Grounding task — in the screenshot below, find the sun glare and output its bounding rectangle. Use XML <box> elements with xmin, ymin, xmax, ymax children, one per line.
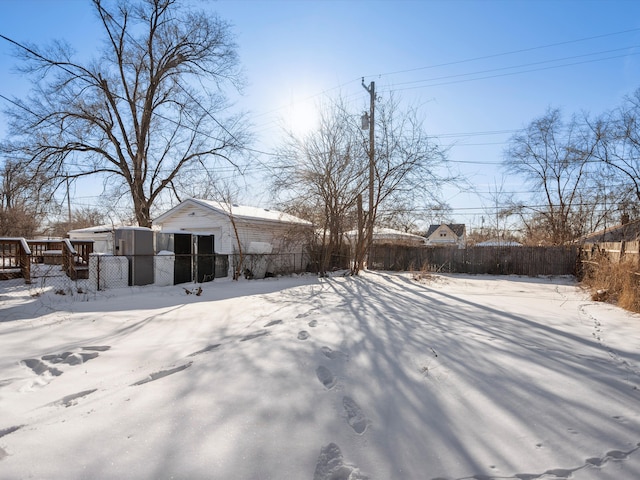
<box><xmin>286</xmin><ymin>101</ymin><xmax>318</xmax><ymax>136</ymax></box>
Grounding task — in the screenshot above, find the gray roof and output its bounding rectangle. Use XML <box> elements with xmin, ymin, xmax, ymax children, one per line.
<box><xmin>425</xmin><ymin>224</ymin><xmax>466</xmax><ymax>238</ymax></box>
<box><xmin>580</xmin><ymin>219</ymin><xmax>640</xmax><ymax>243</ymax></box>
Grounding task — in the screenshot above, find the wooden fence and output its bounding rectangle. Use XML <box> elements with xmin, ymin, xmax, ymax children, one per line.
<box><xmin>369</xmin><ymin>245</ymin><xmax>580</xmax><ymax>276</ymax></box>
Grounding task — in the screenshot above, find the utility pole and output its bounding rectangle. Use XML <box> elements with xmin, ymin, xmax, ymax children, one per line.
<box><xmin>362</xmin><ymin>78</ymin><xmax>375</xmax><ymax>270</ymax></box>
<box><xmin>66</xmin><ymin>174</ymin><xmax>72</xmax><ymax>227</ymax></box>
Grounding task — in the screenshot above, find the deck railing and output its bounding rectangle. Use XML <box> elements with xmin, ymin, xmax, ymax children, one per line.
<box><xmin>0</xmin><ymin>237</ymin><xmax>32</xmax><ymax>283</ymax></box>
<box><xmin>1</xmin><ymin>238</ymin><xmax>94</xmax><ymax>283</ymax></box>
<box><xmin>28</xmin><ymin>239</ymin><xmax>63</xmax><ymax>264</ymax></box>
<box><xmin>61</xmin><ymin>239</ymin><xmax>93</xmax><ymax>280</ymax></box>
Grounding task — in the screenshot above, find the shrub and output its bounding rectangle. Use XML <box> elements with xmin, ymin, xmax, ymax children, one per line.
<box><xmin>582</xmin><ymin>253</ymin><xmax>640</xmax><ymax>313</ymax></box>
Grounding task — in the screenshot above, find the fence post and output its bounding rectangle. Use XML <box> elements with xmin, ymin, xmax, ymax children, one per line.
<box><xmin>19</xmin><ymin>238</ymin><xmax>32</xmax><ymax>284</ymax></box>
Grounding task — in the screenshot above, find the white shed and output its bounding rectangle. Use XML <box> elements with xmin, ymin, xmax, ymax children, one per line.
<box><xmin>67</xmin><ymin>225</ymin><xmax>116</xmax><ymax>254</ymax></box>
<box><xmin>153</xmin><ymin>199</ymin><xmax>313</xmax><ymax>276</ymax></box>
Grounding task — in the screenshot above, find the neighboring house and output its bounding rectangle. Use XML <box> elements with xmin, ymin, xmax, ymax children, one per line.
<box><xmin>580</xmin><ymin>218</ymin><xmax>640</xmax><ymax>244</ymax></box>
<box><xmin>475</xmin><ymin>238</ymin><xmax>522</xmax><ymax>247</ymax></box>
<box><xmin>345</xmin><ymin>227</ymin><xmax>427</xmax><ymax>247</ymax></box>
<box><xmin>424</xmin><ymin>224</ymin><xmax>466</xmax><ymax>248</ymax></box>
<box><xmin>153</xmin><ymin>198</ymin><xmax>313</xmax><ymax>276</ymax></box>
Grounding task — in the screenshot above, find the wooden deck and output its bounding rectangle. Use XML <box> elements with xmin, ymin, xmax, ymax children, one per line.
<box><xmin>0</xmin><ymin>238</ymin><xmax>93</xmax><ymax>283</ymax></box>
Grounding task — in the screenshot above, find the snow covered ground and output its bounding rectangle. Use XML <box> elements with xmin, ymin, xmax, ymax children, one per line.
<box><xmin>0</xmin><ymin>271</ymin><xmax>639</xmax><ymax>480</ymax></box>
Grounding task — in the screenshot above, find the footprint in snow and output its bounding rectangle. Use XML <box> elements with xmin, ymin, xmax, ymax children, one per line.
<box><xmin>296</xmin><ymin>308</ymin><xmax>319</xmax><ymax>319</ymax></box>
<box><xmin>241</xmin><ymin>330</ymin><xmax>269</xmax><ymax>342</ymax></box>
<box><xmin>0</xmin><ymin>426</ymin><xmax>22</xmax><ymax>439</ymax></box>
<box><xmin>82</xmin><ymin>346</ymin><xmax>111</xmax><ymax>352</ymax></box>
<box><xmin>66</xmin><ymin>352</ymin><xmax>99</xmax><ymax>365</ymax></box>
<box><xmin>343</xmin><ymin>396</ymin><xmax>368</xmax><ymax>434</ymax></box>
<box><xmin>264</xmin><ymin>319</ymin><xmax>283</xmax><ymax>327</ymax></box>
<box><xmin>52</xmin><ymin>389</ymin><xmax>97</xmax><ymax>408</ymax></box>
<box><xmin>321</xmin><ymin>346</ymin><xmax>349</xmax><ymax>361</ymax></box>
<box><xmin>132</xmin><ymin>362</ymin><xmax>192</xmax><ymax>386</ymax></box>
<box><xmin>316</xmin><ymin>366</ymin><xmax>337</xmax><ymax>389</ymax></box>
<box><xmin>308</xmin><ymin>319</ymin><xmax>318</xmax><ymax>327</ymax></box>
<box><xmin>313</xmin><ymin>442</ymin><xmax>368</xmax><ymax>480</ymax></box>
<box><xmin>21</xmin><ymin>346</ymin><xmax>108</xmax><ymax>381</ymax></box>
<box><xmin>21</xmin><ymin>359</ymin><xmax>62</xmax><ymax>377</ymax></box>
<box><xmin>298</xmin><ymin>331</ymin><xmax>310</xmax><ymax>340</ymax></box>
<box><xmin>511</xmin><ymin>443</ymin><xmax>640</xmax><ymax>480</ymax></box>
<box><xmin>188</xmin><ymin>344</ymin><xmax>221</xmax><ymax>357</ymax></box>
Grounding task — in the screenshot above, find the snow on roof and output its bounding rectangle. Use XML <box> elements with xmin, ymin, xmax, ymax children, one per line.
<box><xmin>158</xmin><ymin>198</ymin><xmax>312</xmax><ymax>225</ymax></box>
<box><xmin>68</xmin><ymin>224</ymin><xmax>116</xmax><ymax>234</ymax></box>
<box><xmin>114</xmin><ymin>226</ymin><xmax>153</xmax><ymax>231</ymax></box>
<box><xmin>476</xmin><ymin>239</ymin><xmax>522</xmax><ymax>247</ymax></box>
<box><xmin>371</xmin><ymin>227</ymin><xmax>426</xmax><ymax>242</ymax></box>
<box><xmin>344</xmin><ymin>227</ymin><xmax>426</xmax><ymax>243</ymax></box>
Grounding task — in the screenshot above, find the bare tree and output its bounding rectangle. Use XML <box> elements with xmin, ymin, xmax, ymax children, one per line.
<box><xmin>0</xmin><ymin>158</ymin><xmax>53</xmax><ymax>237</ymax></box>
<box><xmin>273</xmin><ymin>99</ymin><xmax>366</xmax><ymax>275</ymax></box>
<box><xmin>504</xmin><ymin>108</ymin><xmax>595</xmax><ymax>245</ymax></box>
<box><xmin>589</xmin><ymin>88</ymin><xmax>640</xmax><ymax>207</ymax></box>
<box><xmin>48</xmin><ymin>206</ymin><xmax>106</xmax><ymax>238</ymax></box>
<box><xmin>1</xmin><ymin>0</ymin><xmax>247</xmax><ymax>227</ymax></box>
<box><xmin>273</xmin><ymin>93</ymin><xmax>451</xmax><ymax>274</ymax></box>
<box><xmin>352</xmin><ymin>93</ymin><xmax>451</xmax><ymax>272</ymax></box>
<box><xmin>211</xmin><ymin>182</ymin><xmax>246</xmax><ymax>281</ymax></box>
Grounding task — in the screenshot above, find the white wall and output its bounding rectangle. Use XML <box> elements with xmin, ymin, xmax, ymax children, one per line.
<box><xmin>155</xmin><ymin>204</ymin><xmax>310</xmax><ymax>256</ymax></box>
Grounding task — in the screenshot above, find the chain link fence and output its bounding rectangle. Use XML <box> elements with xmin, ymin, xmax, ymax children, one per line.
<box><xmin>11</xmin><ymin>253</ymin><xmax>225</xmax><ymax>295</ymax></box>
<box><xmin>15</xmin><ymin>251</ymin><xmax>311</xmax><ymax>294</ymax></box>
<box><xmin>230</xmin><ymin>252</ymin><xmax>311</xmax><ymax>279</ymax></box>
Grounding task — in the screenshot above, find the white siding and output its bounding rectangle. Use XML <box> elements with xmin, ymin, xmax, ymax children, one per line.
<box><xmin>425</xmin><ymin>225</ymin><xmax>466</xmax><ymax>248</ymax></box>
<box><xmin>155</xmin><ymin>205</ymin><xmax>232</xmax><ymax>253</ymax></box>
<box><xmin>155</xmin><ymin>204</ymin><xmax>310</xmax><ymax>256</ymax></box>
<box><xmin>233</xmin><ymin>221</ymin><xmax>307</xmax><ymax>255</ymax></box>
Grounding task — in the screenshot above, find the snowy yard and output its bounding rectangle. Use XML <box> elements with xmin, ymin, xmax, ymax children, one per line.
<box><xmin>1</xmin><ymin>272</ymin><xmax>639</xmax><ymax>479</ymax></box>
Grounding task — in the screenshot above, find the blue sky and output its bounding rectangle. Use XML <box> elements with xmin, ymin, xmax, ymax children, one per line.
<box><xmin>2</xmin><ymin>0</ymin><xmax>640</xmax><ymax>229</ymax></box>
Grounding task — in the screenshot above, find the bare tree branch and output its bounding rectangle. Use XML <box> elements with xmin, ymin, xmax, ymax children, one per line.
<box><xmin>1</xmin><ymin>0</ymin><xmax>247</xmax><ymax>227</ymax></box>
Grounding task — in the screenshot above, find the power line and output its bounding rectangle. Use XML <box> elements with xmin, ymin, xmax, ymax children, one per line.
<box><xmin>224</xmin><ymin>29</ymin><xmax>640</xmax><ymax>136</ymax></box>
<box><xmin>380</xmin><ymin>51</ymin><xmax>640</xmax><ymax>93</ymax></box>
<box><xmin>365</xmin><ymin>27</ymin><xmax>640</xmax><ymax>79</ymax></box>
<box><xmin>1</xmin><ymin>32</ymin><xmax>635</xmax><ymax>154</ymax></box>
<box><xmin>3</xmin><ymin>25</ymin><xmax>639</xmax><ymax>190</ymax></box>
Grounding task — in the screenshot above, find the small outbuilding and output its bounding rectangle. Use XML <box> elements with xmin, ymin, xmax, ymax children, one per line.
<box><xmin>153</xmin><ymin>198</ymin><xmax>313</xmax><ymax>277</ymax></box>
<box><xmin>67</xmin><ymin>224</ymin><xmax>117</xmax><ymax>254</ymax></box>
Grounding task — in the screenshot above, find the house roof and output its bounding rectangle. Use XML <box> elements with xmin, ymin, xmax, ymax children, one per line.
<box><xmin>68</xmin><ymin>224</ymin><xmax>152</xmax><ymax>235</ymax></box>
<box><xmin>68</xmin><ymin>224</ymin><xmax>118</xmax><ymax>234</ymax></box>
<box><xmin>425</xmin><ymin>223</ymin><xmax>466</xmax><ymax>238</ymax></box>
<box><xmin>372</xmin><ymin>227</ymin><xmax>426</xmax><ymax>243</ymax></box>
<box><xmin>580</xmin><ymin>218</ymin><xmax>640</xmax><ymax>243</ymax></box>
<box><xmin>344</xmin><ymin>227</ymin><xmax>426</xmax><ymax>244</ymax></box>
<box><xmin>476</xmin><ymin>239</ymin><xmax>522</xmax><ymax>247</ymax></box>
<box><xmin>153</xmin><ymin>198</ymin><xmax>312</xmax><ymax>226</ymax></box>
